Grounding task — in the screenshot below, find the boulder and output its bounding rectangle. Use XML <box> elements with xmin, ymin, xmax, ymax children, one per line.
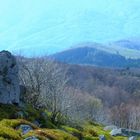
<box><xmin>0</xmin><ymin>51</ymin><xmax>20</xmax><ymax>104</ymax></box>
<box><xmin>18</xmin><ymin>124</ymin><xmax>33</xmax><ymax>134</ymax></box>
<box><xmin>104</xmin><ymin>125</ymin><xmax>118</xmax><ymax>131</ymax></box>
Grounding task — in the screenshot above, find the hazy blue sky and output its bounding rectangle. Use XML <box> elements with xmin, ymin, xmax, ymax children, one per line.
<box><xmin>0</xmin><ymin>0</ymin><xmax>140</xmax><ymax>54</ymax></box>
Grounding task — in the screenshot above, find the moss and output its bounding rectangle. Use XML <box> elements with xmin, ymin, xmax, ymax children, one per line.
<box><xmin>82</xmin><ymin>122</ymin><xmax>127</xmax><ymax>140</ymax></box>
<box><xmin>45</xmin><ymin>120</ymin><xmax>57</xmax><ymax>129</ymax></box>
<box><xmin>0</xmin><ymin>119</ymin><xmax>38</xmax><ymax>129</ymax></box>
<box><xmin>83</xmin><ymin>136</ymin><xmax>99</xmax><ymax>140</ymax></box>
<box><xmin>0</xmin><ymin>103</ymin><xmax>41</xmax><ymax>122</ymax></box>
<box><xmin>24</xmin><ymin>129</ymin><xmax>78</xmax><ymax>140</ymax></box>
<box><xmin>61</xmin><ymin>122</ymin><xmax>128</xmax><ymax>140</ymax></box>
<box><xmin>23</xmin><ymin>104</ymin><xmax>40</xmax><ymax>122</ymax></box>
<box><xmin>0</xmin><ymin>137</ymin><xmax>5</xmax><ymax>140</ymax></box>
<box><xmin>0</xmin><ymin>104</ymin><xmax>131</xmax><ymax>140</ymax></box>
<box><xmin>0</xmin><ymin>103</ymin><xmax>55</xmax><ymax>128</ymax></box>
<box><xmin>23</xmin><ymin>130</ymin><xmax>46</xmax><ymax>140</ymax></box>
<box><xmin>38</xmin><ymin>111</ymin><xmax>57</xmax><ymax>129</ymax></box>
<box><xmin>86</xmin><ymin>129</ymin><xmax>98</xmax><ymax>137</ymax></box>
<box><xmin>0</xmin><ymin>118</ymin><xmax>129</xmax><ymax>140</ymax></box>
<box><xmin>61</xmin><ymin>125</ymin><xmax>83</xmax><ymax>139</ymax></box>
<box><xmin>113</xmin><ymin>136</ymin><xmax>127</xmax><ymax>140</ymax></box>
<box><xmin>0</xmin><ymin>125</ymin><xmax>21</xmax><ymax>140</ymax></box>
<box><xmin>0</xmin><ymin>119</ymin><xmax>39</xmax><ymax>140</ymax></box>
<box><xmin>22</xmin><ymin>106</ymin><xmax>57</xmax><ymax>129</ymax></box>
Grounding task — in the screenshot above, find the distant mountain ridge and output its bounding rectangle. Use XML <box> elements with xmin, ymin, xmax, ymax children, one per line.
<box><xmin>51</xmin><ymin>45</ymin><xmax>140</xmax><ymax>68</ymax></box>
<box><xmin>112</xmin><ymin>39</ymin><xmax>140</xmax><ymax>50</ymax></box>
<box><xmin>106</xmin><ymin>39</ymin><xmax>140</xmax><ymax>59</ymax></box>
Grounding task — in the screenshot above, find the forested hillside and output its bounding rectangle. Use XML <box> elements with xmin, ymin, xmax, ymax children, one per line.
<box><xmin>18</xmin><ymin>56</ymin><xmax>140</xmax><ymax>130</ymax></box>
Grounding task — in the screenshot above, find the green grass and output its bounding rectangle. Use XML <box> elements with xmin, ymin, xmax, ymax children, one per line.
<box><xmin>0</xmin><ymin>119</ymin><xmax>39</xmax><ymax>140</ymax></box>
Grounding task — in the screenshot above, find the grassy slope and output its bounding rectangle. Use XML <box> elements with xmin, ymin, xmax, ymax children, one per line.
<box><xmin>0</xmin><ymin>104</ymin><xmax>137</xmax><ymax>140</ymax></box>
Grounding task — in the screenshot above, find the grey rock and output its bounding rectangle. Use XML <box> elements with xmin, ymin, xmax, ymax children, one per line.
<box><xmin>110</xmin><ymin>128</ymin><xmax>140</xmax><ymax>137</ymax></box>
<box><xmin>18</xmin><ymin>124</ymin><xmax>33</xmax><ymax>134</ymax></box>
<box><xmin>99</xmin><ymin>135</ymin><xmax>106</xmax><ymax>140</ymax></box>
<box><xmin>24</xmin><ymin>136</ymin><xmax>39</xmax><ymax>140</ymax></box>
<box><xmin>104</xmin><ymin>125</ymin><xmax>118</xmax><ymax>131</ymax></box>
<box><xmin>0</xmin><ymin>51</ymin><xmax>20</xmax><ymax>104</ymax></box>
<box><xmin>128</xmin><ymin>136</ymin><xmax>137</xmax><ymax>140</ymax></box>
<box><xmin>110</xmin><ymin>128</ymin><xmax>124</xmax><ymax>136</ymax></box>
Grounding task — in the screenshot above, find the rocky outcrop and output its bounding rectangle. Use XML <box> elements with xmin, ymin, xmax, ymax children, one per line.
<box><xmin>0</xmin><ymin>50</ymin><xmax>20</xmax><ymax>104</ymax></box>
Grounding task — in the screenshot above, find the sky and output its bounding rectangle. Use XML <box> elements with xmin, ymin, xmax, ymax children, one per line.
<box><xmin>0</xmin><ymin>0</ymin><xmax>140</xmax><ymax>55</ymax></box>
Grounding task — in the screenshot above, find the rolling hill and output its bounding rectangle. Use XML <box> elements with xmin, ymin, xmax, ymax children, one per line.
<box><xmin>51</xmin><ymin>45</ymin><xmax>140</xmax><ymax>68</ymax></box>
